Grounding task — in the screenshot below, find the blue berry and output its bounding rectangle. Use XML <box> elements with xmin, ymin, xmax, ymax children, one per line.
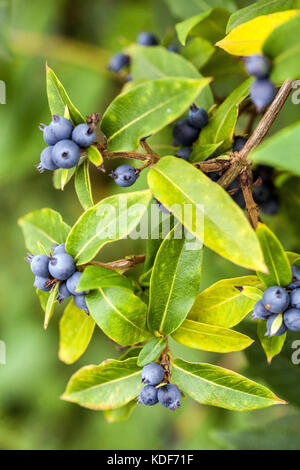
<box><xmin>287</xmin><ymin>280</ymin><xmax>300</xmax><ymax>290</ymax></box>
<box><xmin>187</xmin><ymin>104</ymin><xmax>208</xmax><ymax>130</ymax></box>
<box><xmin>172</xmin><ymin>119</ymin><xmax>199</xmax><ymax>146</ymax></box>
<box><xmin>52</xmin><ymin>140</ymin><xmax>80</xmax><ymax>169</ymax></box>
<box><xmin>34</xmin><ymin>276</ymin><xmax>51</xmax><ymax>292</ymax></box>
<box><xmin>111</xmin><ymin>164</ymin><xmax>138</xmax><ymax>187</ymax></box>
<box><xmin>66</xmin><ymin>271</ymin><xmax>89</xmax><ymax>295</ymax></box>
<box><xmin>53</xmin><ymin>243</ymin><xmax>66</xmax><ymax>255</ymax></box>
<box><xmin>37</xmin><ymin>146</ymin><xmax>58</xmax><ymax>172</ymax></box>
<box><xmin>283</xmin><ymin>308</ymin><xmax>300</xmax><ymax>331</ymax></box>
<box><xmin>137</xmin><ymin>32</ymin><xmax>159</xmax><ymax>46</ymax></box>
<box><xmin>26</xmin><ymin>253</ymin><xmax>50</xmax><ymax>278</ymax></box>
<box><xmin>48</xmin><ymin>253</ymin><xmax>76</xmax><ymax>281</ymax></box>
<box><xmin>175</xmin><ymin>147</ymin><xmax>192</xmax><ymax>161</ymax></box>
<box><xmin>290</xmin><ymin>289</ymin><xmax>300</xmax><ymax>309</ymax></box>
<box><xmin>252</xmin><ymin>299</ymin><xmax>271</xmax><ymax>320</ymax></box>
<box><xmin>250</xmin><ymin>79</ymin><xmax>276</xmax><ymax>112</ymax></box>
<box><xmin>137</xmin><ymin>385</ymin><xmax>158</xmax><ymax>406</ymax></box>
<box><xmin>266</xmin><ymin>314</ymin><xmax>287</xmax><ymax>336</ymax></box>
<box><xmin>157</xmin><ymin>384</ymin><xmax>181</xmax><ymax>410</ymax></box>
<box><xmin>244</xmin><ymin>54</ymin><xmax>271</xmax><ymax>79</ymax></box>
<box><xmin>233</xmin><ymin>137</ymin><xmax>247</xmax><ymax>152</ymax></box>
<box><xmin>57</xmin><ymin>281</ymin><xmax>71</xmax><ymax>303</ymax></box>
<box><xmin>108</xmin><ymin>53</ymin><xmax>130</xmax><ymax>72</ymax></box>
<box><xmin>141</xmin><ymin>362</ymin><xmax>164</xmax><ymax>386</ymax></box>
<box><xmin>73</xmin><ymin>294</ymin><xmax>89</xmax><ymax>314</ymax></box>
<box><xmin>40</xmin><ymin>115</ymin><xmax>73</xmax><ymax>145</ymax></box>
<box><xmin>72</xmin><ymin>124</ymin><xmax>95</xmax><ymax>148</ymax></box>
<box><xmin>292</xmin><ymin>265</ymin><xmax>300</xmax><ymax>281</ymax></box>
<box><xmin>167</xmin><ymin>44</ymin><xmax>178</xmax><ymax>53</ymax></box>
<box><xmin>262</xmin><ymin>286</ymin><xmax>290</xmax><ymax>313</ymax></box>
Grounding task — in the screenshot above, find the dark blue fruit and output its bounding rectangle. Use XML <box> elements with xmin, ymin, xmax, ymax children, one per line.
<box><xmin>266</xmin><ymin>314</ymin><xmax>287</xmax><ymax>336</ymax></box>
<box><xmin>137</xmin><ymin>32</ymin><xmax>159</xmax><ymax>46</ymax></box>
<box><xmin>287</xmin><ymin>280</ymin><xmax>300</xmax><ymax>290</ymax></box>
<box><xmin>110</xmin><ymin>164</ymin><xmax>138</xmax><ymax>187</ymax></box>
<box><xmin>40</xmin><ymin>115</ymin><xmax>73</xmax><ymax>145</ymax></box>
<box><xmin>34</xmin><ymin>276</ymin><xmax>51</xmax><ymax>292</ymax></box>
<box><xmin>292</xmin><ymin>265</ymin><xmax>300</xmax><ymax>281</ymax></box>
<box><xmin>108</xmin><ymin>53</ymin><xmax>130</xmax><ymax>72</ymax></box>
<box><xmin>141</xmin><ymin>362</ymin><xmax>164</xmax><ymax>386</ymax></box>
<box><xmin>26</xmin><ymin>253</ymin><xmax>50</xmax><ymax>278</ymax></box>
<box><xmin>233</xmin><ymin>136</ymin><xmax>247</xmax><ymax>152</ymax></box>
<box><xmin>137</xmin><ymin>385</ymin><xmax>158</xmax><ymax>406</ymax></box>
<box><xmin>48</xmin><ymin>253</ymin><xmax>76</xmax><ymax>280</ymax></box>
<box><xmin>37</xmin><ymin>146</ymin><xmax>58</xmax><ymax>172</ymax></box>
<box><xmin>172</xmin><ymin>118</ymin><xmax>199</xmax><ymax>146</ymax></box>
<box><xmin>262</xmin><ymin>286</ymin><xmax>290</xmax><ymax>313</ymax></box>
<box><xmin>73</xmin><ymin>294</ymin><xmax>89</xmax><ymax>314</ymax></box>
<box><xmin>250</xmin><ymin>79</ymin><xmax>276</xmax><ymax>112</ymax></box>
<box><xmin>57</xmin><ymin>281</ymin><xmax>72</xmax><ymax>303</ymax></box>
<box><xmin>187</xmin><ymin>104</ymin><xmax>208</xmax><ymax>130</ymax></box>
<box><xmin>52</xmin><ymin>139</ymin><xmax>80</xmax><ymax>169</ymax></box>
<box><xmin>290</xmin><ymin>289</ymin><xmax>300</xmax><ymax>309</ymax></box>
<box><xmin>252</xmin><ymin>299</ymin><xmax>271</xmax><ymax>320</ymax></box>
<box><xmin>53</xmin><ymin>243</ymin><xmax>66</xmax><ymax>255</ymax></box>
<box><xmin>66</xmin><ymin>271</ymin><xmax>89</xmax><ymax>295</ymax></box>
<box><xmin>72</xmin><ymin>124</ymin><xmax>95</xmax><ymax>148</ymax></box>
<box><xmin>175</xmin><ymin>147</ymin><xmax>192</xmax><ymax>161</ymax></box>
<box><xmin>283</xmin><ymin>308</ymin><xmax>300</xmax><ymax>331</ymax></box>
<box><xmin>244</xmin><ymin>54</ymin><xmax>271</xmax><ymax>79</ymax></box>
<box><xmin>157</xmin><ymin>384</ymin><xmax>181</xmax><ymax>410</ymax></box>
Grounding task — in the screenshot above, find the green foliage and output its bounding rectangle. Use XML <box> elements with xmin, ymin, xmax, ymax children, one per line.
<box><xmin>137</xmin><ymin>338</ymin><xmax>167</xmax><ymax>367</ymax></box>
<box><xmin>74</xmin><ymin>159</ymin><xmax>93</xmax><ymax>210</ymax></box>
<box><xmin>257</xmin><ymin>319</ymin><xmax>287</xmax><ymax>362</ymax></box>
<box><xmin>176</xmin><ymin>8</ymin><xmax>230</xmax><ymax>45</ymax></box>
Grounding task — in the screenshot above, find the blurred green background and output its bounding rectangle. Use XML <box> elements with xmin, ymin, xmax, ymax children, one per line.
<box><xmin>1</xmin><ymin>0</ymin><xmax>300</xmax><ymax>450</ymax></box>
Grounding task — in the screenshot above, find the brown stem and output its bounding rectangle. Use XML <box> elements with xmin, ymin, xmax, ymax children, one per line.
<box><xmin>86</xmin><ymin>254</ymin><xmax>146</xmax><ymax>272</ymax></box>
<box><xmin>240</xmin><ymin>169</ymin><xmax>260</xmax><ymax>229</ymax></box>
<box><xmin>193</xmin><ymin>159</ymin><xmax>231</xmax><ymax>173</ymax></box>
<box><xmin>160</xmin><ymin>338</ymin><xmax>171</xmax><ymax>383</ymax></box>
<box><xmin>86</xmin><ymin>113</ymin><xmax>100</xmax><ymax>134</ymax></box>
<box><xmin>102</xmin><ymin>150</ymin><xmax>152</xmax><ymax>161</ymax></box>
<box><xmin>217</xmin><ymin>79</ymin><xmax>293</xmax><ymax>189</ymax></box>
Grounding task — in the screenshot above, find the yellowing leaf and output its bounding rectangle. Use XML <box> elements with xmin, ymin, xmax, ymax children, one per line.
<box><xmin>216</xmin><ymin>10</ymin><xmax>298</xmax><ymax>56</ymax></box>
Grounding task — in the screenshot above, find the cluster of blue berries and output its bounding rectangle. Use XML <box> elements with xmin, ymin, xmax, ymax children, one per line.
<box><xmin>253</xmin><ymin>266</ymin><xmax>300</xmax><ymax>335</ymax></box>
<box><xmin>108</xmin><ymin>31</ymin><xmax>178</xmax><ymax>77</ymax></box>
<box><xmin>38</xmin><ymin>115</ymin><xmax>95</xmax><ymax>172</ymax></box>
<box><xmin>172</xmin><ymin>104</ymin><xmax>209</xmax><ymax>159</ymax></box>
<box><xmin>138</xmin><ymin>363</ymin><xmax>181</xmax><ymax>410</ymax></box>
<box><xmin>26</xmin><ymin>243</ymin><xmax>89</xmax><ymax>314</ymax></box>
<box><xmin>244</xmin><ymin>54</ymin><xmax>276</xmax><ymax>112</ymax></box>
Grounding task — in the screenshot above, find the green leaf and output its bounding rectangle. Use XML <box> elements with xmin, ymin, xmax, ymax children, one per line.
<box><xmin>119</xmin><ymin>346</ymin><xmax>143</xmax><ymax>361</ymax></box>
<box><xmin>196</xmin><ymin>78</ymin><xmax>252</xmax><ymax>156</ymax></box>
<box><xmin>58</xmin><ymin>299</ymin><xmax>95</xmax><ymax>365</ymax></box>
<box><xmin>87</xmin><ymin>145</ymin><xmax>103</xmax><ymax>167</ymax></box>
<box><xmin>216</xmin><ymin>10</ymin><xmax>298</xmax><ymax>56</ymax></box>
<box><xmin>188</xmin><ymin>276</ymin><xmax>263</xmax><ymax>328</ymax></box>
<box><xmin>101</xmin><ymin>77</ymin><xmax>210</xmax><ymax>152</ymax></box>
<box><xmin>148</xmin><ymin>157</ymin><xmax>265</xmax><ymax>272</ymax></box>
<box><xmin>286</xmin><ymin>251</ymin><xmax>300</xmax><ymax>266</ymax></box>
<box><xmin>250</xmin><ymin>122</ymin><xmax>300</xmax><ymax>175</ymax></box>
<box><xmin>66</xmin><ymin>190</ymin><xmax>151</xmax><ymax>265</ymax></box>
<box><xmin>36</xmin><ymin>289</ymin><xmax>49</xmax><ymax>312</ymax></box>
<box><xmin>257</xmin><ymin>319</ymin><xmax>287</xmax><ymax>363</ymax></box>
<box><xmin>256</xmin><ymin>223</ymin><xmax>292</xmax><ymax>287</ymax></box>
<box><xmin>227</xmin><ymin>0</ymin><xmax>300</xmax><ymax>33</ymax></box>
<box><xmin>18</xmin><ymin>208</ymin><xmax>70</xmax><ymax>255</ymax></box>
<box><xmin>172</xmin><ymin>358</ymin><xmax>286</xmax><ymax>410</ymax></box>
<box><xmin>264</xmin><ymin>14</ymin><xmax>300</xmax><ymax>81</ymax></box>
<box><xmin>44</xmin><ymin>284</ymin><xmax>58</xmax><ymax>329</ymax></box>
<box><xmin>74</xmin><ymin>159</ymin><xmax>93</xmax><ymax>210</ymax></box>
<box><xmin>61</xmin><ymin>357</ymin><xmax>142</xmax><ymax>410</ymax></box>
<box><xmin>86</xmin><ymin>287</ymin><xmax>150</xmax><ymax>346</ymax></box>
<box><xmin>104</xmin><ymin>401</ymin><xmax>136</xmax><ymax>423</ymax></box>
<box><xmin>148</xmin><ymin>225</ymin><xmax>203</xmax><ymax>335</ymax></box>
<box><xmin>77</xmin><ymin>265</ymin><xmax>132</xmax><ymax>291</ymax></box>
<box><xmin>137</xmin><ymin>338</ymin><xmax>166</xmax><ymax>367</ymax></box>
<box><xmin>175</xmin><ymin>8</ymin><xmax>230</xmax><ymax>45</ymax></box>
<box><xmin>129</xmin><ymin>45</ymin><xmax>213</xmax><ymax>109</ymax></box>
<box><xmin>189</xmin><ymin>142</ymin><xmax>223</xmax><ymax>163</ymax></box>
<box><xmin>181</xmin><ymin>37</ymin><xmax>215</xmax><ymax>70</ymax></box>
<box><xmin>46</xmin><ymin>64</ymin><xmax>84</xmax><ymax>125</ymax></box>
<box><xmin>53</xmin><ymin>167</ymin><xmax>77</xmax><ymax>191</ymax></box>
<box><xmin>164</xmin><ymin>0</ymin><xmax>236</xmax><ymax>20</ymax></box>
<box><xmin>172</xmin><ymin>319</ymin><xmax>253</xmax><ymax>353</ymax></box>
